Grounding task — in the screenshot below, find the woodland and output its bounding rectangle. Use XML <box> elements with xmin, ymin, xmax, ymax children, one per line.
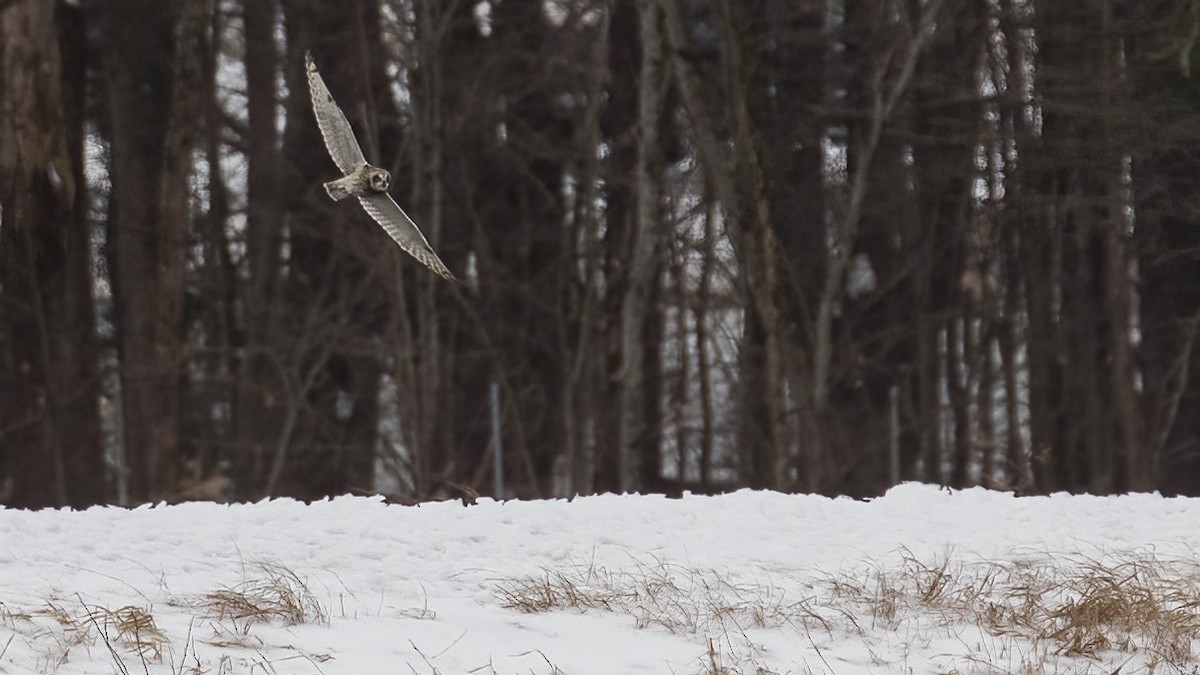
<box><xmin>2</xmin><ymin>0</ymin><xmax>1200</xmax><ymax>508</ymax></box>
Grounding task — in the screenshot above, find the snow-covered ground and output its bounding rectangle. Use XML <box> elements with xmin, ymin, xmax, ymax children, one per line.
<box><xmin>2</xmin><ymin>484</ymin><xmax>1199</xmax><ymax>674</ymax></box>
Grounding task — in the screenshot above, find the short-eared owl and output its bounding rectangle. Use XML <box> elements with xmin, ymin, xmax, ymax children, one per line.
<box><xmin>306</xmin><ymin>52</ymin><xmax>456</xmax><ymax>282</ymax></box>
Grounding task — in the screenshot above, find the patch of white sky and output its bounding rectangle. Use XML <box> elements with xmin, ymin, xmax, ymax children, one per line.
<box><xmin>975</xmin><ymin>93</ymin><xmax>1003</xmax><ymax>204</ymax></box>
<box><xmin>473</xmin><ymin>1</ymin><xmax>603</xmax><ymax>36</ymax></box>
<box><xmin>559</xmin><ymin>142</ymin><xmax>743</xmax><ymax>485</ymax></box>
<box><xmin>379</xmin><ymin>0</ymin><xmax>413</xmax><ymax>111</ymax></box>
<box><xmin>660</xmin><ymin>161</ymin><xmax>742</xmax><ymax>485</ymax></box>
<box><xmin>210</xmin><ymin>0</ymin><xmax>261</xmax><ymax>268</ymax></box>
<box><xmin>671</xmin><ymin>158</ymin><xmax>736</xmax><ymax>294</ymax></box>
<box><xmin>977</xmin><ymin>15</ymin><xmax>1010</xmax><ymax>205</ymax></box>
<box><xmin>475</xmin><ymin>2</ymin><xmax>493</xmax><ymax>37</ymax></box>
<box><xmin>84</xmin><ymin>130</ymin><xmax>111</xmax><ymax>300</ymax></box>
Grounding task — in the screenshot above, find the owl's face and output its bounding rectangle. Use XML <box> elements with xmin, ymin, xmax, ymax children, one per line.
<box><xmin>368</xmin><ymin>169</ymin><xmax>391</xmax><ymax>193</ymax></box>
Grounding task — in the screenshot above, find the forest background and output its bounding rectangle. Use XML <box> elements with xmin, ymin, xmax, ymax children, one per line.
<box><xmin>3</xmin><ymin>0</ymin><xmax>1200</xmax><ymax>508</ymax></box>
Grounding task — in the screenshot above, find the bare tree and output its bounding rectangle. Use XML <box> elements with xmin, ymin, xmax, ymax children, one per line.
<box><xmin>234</xmin><ymin>0</ymin><xmax>287</xmax><ymax>498</ymax></box>
<box><xmin>7</xmin><ymin>0</ymin><xmax>1200</xmax><ymax>506</ymax></box>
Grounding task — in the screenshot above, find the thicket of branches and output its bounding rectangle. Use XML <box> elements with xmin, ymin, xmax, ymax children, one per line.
<box><xmin>3</xmin><ymin>0</ymin><xmax>1200</xmax><ymax>507</ymax></box>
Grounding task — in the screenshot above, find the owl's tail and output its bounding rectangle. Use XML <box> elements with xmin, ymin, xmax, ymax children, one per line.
<box><xmin>323</xmin><ymin>177</ymin><xmax>353</xmax><ymax>201</ymax></box>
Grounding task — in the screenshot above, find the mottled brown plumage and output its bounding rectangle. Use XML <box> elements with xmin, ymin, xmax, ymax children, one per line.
<box><xmin>323</xmin><ymin>164</ymin><xmax>390</xmax><ymax>202</ymax></box>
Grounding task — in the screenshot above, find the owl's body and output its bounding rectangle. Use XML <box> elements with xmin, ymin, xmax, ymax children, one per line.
<box><xmin>323</xmin><ymin>164</ymin><xmax>390</xmax><ymax>201</ymax></box>
<box><xmin>305</xmin><ymin>53</ymin><xmax>456</xmax><ymax>282</ymax></box>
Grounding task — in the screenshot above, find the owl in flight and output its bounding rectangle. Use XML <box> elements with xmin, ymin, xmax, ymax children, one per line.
<box><xmin>306</xmin><ymin>52</ymin><xmax>456</xmax><ymax>281</ymax></box>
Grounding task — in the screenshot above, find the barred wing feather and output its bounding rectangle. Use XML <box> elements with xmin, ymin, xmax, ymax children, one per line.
<box><xmin>305</xmin><ymin>52</ymin><xmax>367</xmax><ymax>175</ymax></box>
<box><xmin>357</xmin><ymin>193</ymin><xmax>457</xmax><ymax>282</ymax></box>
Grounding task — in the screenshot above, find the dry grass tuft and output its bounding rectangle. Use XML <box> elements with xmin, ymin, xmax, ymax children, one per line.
<box><xmin>0</xmin><ymin>602</ymin><xmax>32</xmax><ymax>626</ymax></box>
<box><xmin>829</xmin><ymin>549</ymin><xmax>1200</xmax><ymax>672</ymax></box>
<box><xmin>4</xmin><ymin>563</ymin><xmax>330</xmax><ymax>674</ymax></box>
<box><xmin>496</xmin><ymin>566</ymin><xmax>625</xmax><ymax>614</ymax></box>
<box><xmin>1038</xmin><ymin>557</ymin><xmax>1200</xmax><ymax>666</ymax></box>
<box><xmin>8</xmin><ymin>599</ymin><xmax>98</xmax><ymax>672</ymax></box>
<box><xmin>35</xmin><ymin>600</ymin><xmax>93</xmax><ymax>648</ymax></box>
<box><xmin>87</xmin><ymin>605</ymin><xmax>169</xmax><ymax>662</ymax></box>
<box><xmin>200</xmin><ymin>562</ymin><xmax>329</xmax><ymax>628</ymax></box>
<box><xmin>702</xmin><ymin>637</ymin><xmax>733</xmax><ymax>675</ymax></box>
<box><xmin>496</xmin><ymin>559</ymin><xmax>826</xmax><ymax>674</ymax></box>
<box><xmin>699</xmin><ymin>635</ymin><xmax>787</xmax><ymax>675</ymax></box>
<box><xmin>499</xmin><ymin>549</ymin><xmax>1200</xmax><ymax>673</ymax></box>
<box><xmin>495</xmin><ymin>558</ymin><xmax>826</xmax><ymax>637</ymax></box>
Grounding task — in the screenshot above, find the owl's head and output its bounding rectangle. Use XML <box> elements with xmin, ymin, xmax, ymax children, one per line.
<box><xmin>368</xmin><ymin>168</ymin><xmax>391</xmax><ymax>193</ymax></box>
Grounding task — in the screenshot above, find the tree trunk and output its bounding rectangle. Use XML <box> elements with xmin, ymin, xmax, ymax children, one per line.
<box><xmin>695</xmin><ymin>194</ymin><xmax>716</xmax><ymax>491</ymax></box>
<box><xmin>1026</xmin><ymin>1</ymin><xmax>1130</xmax><ymax>493</ymax></box>
<box><xmin>100</xmin><ymin>0</ymin><xmax>170</xmax><ymax>503</ymax></box>
<box><xmin>0</xmin><ymin>0</ymin><xmax>104</xmax><ymax>508</ymax></box>
<box><xmin>594</xmin><ymin>0</ymin><xmax>639</xmax><ymax>493</ymax></box>
<box><xmin>663</xmin><ymin>0</ymin><xmax>790</xmax><ymax>490</ymax></box>
<box><xmin>751</xmin><ymin>0</ymin><xmax>829</xmax><ymax>492</ymax></box>
<box><xmin>152</xmin><ymin>0</ymin><xmax>210</xmax><ymax>501</ymax></box>
<box><xmin>910</xmin><ymin>0</ymin><xmax>983</xmax><ymax>490</ymax></box>
<box><xmin>236</xmin><ymin>0</ymin><xmax>285</xmax><ymax>497</ymax></box>
<box><xmin>1126</xmin><ymin>2</ymin><xmax>1200</xmax><ymax>495</ymax></box>
<box><xmin>625</xmin><ymin>0</ymin><xmax>668</xmax><ymax>491</ymax></box>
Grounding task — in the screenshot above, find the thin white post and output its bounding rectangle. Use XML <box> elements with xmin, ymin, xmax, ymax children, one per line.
<box><xmin>491</xmin><ymin>381</ymin><xmax>503</xmax><ymax>498</ymax></box>
<box><xmin>889</xmin><ymin>384</ymin><xmax>900</xmax><ymax>486</ymax></box>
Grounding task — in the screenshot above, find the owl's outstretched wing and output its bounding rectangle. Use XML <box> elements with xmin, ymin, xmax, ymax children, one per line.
<box><xmin>358</xmin><ymin>193</ymin><xmax>457</xmax><ymax>282</ymax></box>
<box><xmin>306</xmin><ymin>52</ymin><xmax>367</xmax><ymax>175</ymax></box>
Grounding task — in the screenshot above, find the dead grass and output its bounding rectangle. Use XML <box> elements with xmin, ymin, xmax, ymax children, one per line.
<box><xmin>702</xmin><ymin>637</ymin><xmax>733</xmax><ymax>675</ymax></box>
<box><xmin>698</xmin><ymin>635</ymin><xmax>792</xmax><ymax>675</ymax></box>
<box><xmin>3</xmin><ymin>552</ymin><xmax>1197</xmax><ymax>673</ymax></box>
<box><xmin>86</xmin><ymin>604</ymin><xmax>169</xmax><ymax>662</ymax></box>
<box><xmin>0</xmin><ymin>562</ymin><xmax>331</xmax><ymax>674</ymax></box>
<box><xmin>196</xmin><ymin>562</ymin><xmax>329</xmax><ymax>628</ymax></box>
<box><xmin>496</xmin><ymin>557</ymin><xmax>827</xmax><ymax>638</ymax></box>
<box><xmin>496</xmin><ymin>558</ymin><xmax>829</xmax><ymax>674</ymax></box>
<box><xmin>828</xmin><ymin>549</ymin><xmax>1200</xmax><ymax>673</ymax></box>
<box><xmin>4</xmin><ymin>599</ymin><xmax>96</xmax><ymax>673</ymax></box>
<box><xmin>0</xmin><ymin>601</ymin><xmax>32</xmax><ymax>626</ymax></box>
<box><xmin>497</xmin><ymin>549</ymin><xmax>1200</xmax><ymax>674</ymax></box>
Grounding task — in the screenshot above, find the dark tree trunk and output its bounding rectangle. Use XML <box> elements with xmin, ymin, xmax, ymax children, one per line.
<box><xmin>0</xmin><ymin>0</ymin><xmax>105</xmax><ymax>508</ymax></box>
<box><xmin>99</xmin><ymin>0</ymin><xmax>210</xmax><ymax>502</ymax></box>
<box><xmin>910</xmin><ymin>0</ymin><xmax>984</xmax><ymax>490</ymax></box>
<box><xmin>1026</xmin><ymin>2</ymin><xmax>1132</xmax><ymax>493</ymax></box>
<box><xmin>594</xmin><ymin>0</ymin><xmax>639</xmax><ymax>493</ymax></box>
<box><xmin>100</xmin><ymin>0</ymin><xmax>175</xmax><ymax>503</ymax></box>
<box><xmin>179</xmin><ymin>3</ymin><xmax>237</xmax><ymax>498</ymax></box>
<box><xmin>1126</xmin><ymin>2</ymin><xmax>1200</xmax><ymax>495</ymax></box>
<box><xmin>750</xmin><ymin>0</ymin><xmax>830</xmax><ymax>491</ymax></box>
<box><xmin>235</xmin><ymin>0</ymin><xmax>285</xmax><ymax>498</ymax></box>
<box><xmin>638</xmin><ymin>260</ymin><xmax>664</xmax><ymax>491</ymax></box>
<box><xmin>404</xmin><ymin>0</ymin><xmax>478</xmax><ymax>498</ymax></box>
<box><xmin>695</xmin><ymin>196</ymin><xmax>717</xmax><ymax>492</ymax></box>
<box><xmin>630</xmin><ymin>0</ymin><xmax>669</xmax><ymax>493</ymax></box>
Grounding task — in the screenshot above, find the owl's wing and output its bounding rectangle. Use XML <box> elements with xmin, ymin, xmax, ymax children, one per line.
<box><xmin>306</xmin><ymin>52</ymin><xmax>368</xmax><ymax>175</ymax></box>
<box><xmin>358</xmin><ymin>193</ymin><xmax>457</xmax><ymax>282</ymax></box>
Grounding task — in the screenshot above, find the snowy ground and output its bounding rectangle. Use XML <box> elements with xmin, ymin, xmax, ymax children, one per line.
<box><xmin>2</xmin><ymin>484</ymin><xmax>1200</xmax><ymax>674</ymax></box>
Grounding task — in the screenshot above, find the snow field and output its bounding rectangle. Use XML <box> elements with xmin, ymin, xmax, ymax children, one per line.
<box><xmin>2</xmin><ymin>484</ymin><xmax>1199</xmax><ymax>674</ymax></box>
